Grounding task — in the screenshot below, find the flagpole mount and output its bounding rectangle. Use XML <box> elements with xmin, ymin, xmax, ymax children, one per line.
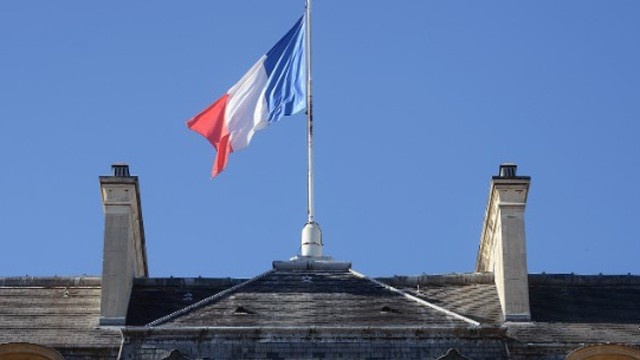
<box><xmin>301</xmin><ymin>221</ymin><xmax>322</xmax><ymax>257</ymax></box>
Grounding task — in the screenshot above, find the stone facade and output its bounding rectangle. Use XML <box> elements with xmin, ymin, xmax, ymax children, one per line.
<box><xmin>119</xmin><ymin>328</ymin><xmax>508</xmax><ymax>360</ymax></box>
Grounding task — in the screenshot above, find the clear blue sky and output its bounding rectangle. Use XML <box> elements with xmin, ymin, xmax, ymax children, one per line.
<box><xmin>1</xmin><ymin>1</ymin><xmax>638</xmax><ymax>278</ymax></box>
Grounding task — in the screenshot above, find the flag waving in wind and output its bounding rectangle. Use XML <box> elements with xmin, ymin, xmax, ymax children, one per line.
<box><xmin>187</xmin><ymin>15</ymin><xmax>307</xmax><ymax>177</ymax></box>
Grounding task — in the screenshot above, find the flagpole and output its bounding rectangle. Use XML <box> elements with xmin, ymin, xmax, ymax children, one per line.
<box><xmin>300</xmin><ymin>0</ymin><xmax>323</xmax><ymax>257</ymax></box>
<box><xmin>306</xmin><ymin>0</ymin><xmax>315</xmax><ymax>224</ymax></box>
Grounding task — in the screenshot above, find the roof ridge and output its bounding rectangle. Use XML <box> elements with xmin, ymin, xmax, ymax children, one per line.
<box><xmin>349</xmin><ymin>269</ymin><xmax>481</xmax><ymax>327</ymax></box>
<box><xmin>146</xmin><ymin>269</ymin><xmax>275</xmax><ymax>327</ymax></box>
<box><xmin>377</xmin><ymin>273</ymin><xmax>495</xmax><ymax>286</ymax></box>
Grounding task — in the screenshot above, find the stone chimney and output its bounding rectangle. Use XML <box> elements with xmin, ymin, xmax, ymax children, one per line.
<box><xmin>99</xmin><ymin>164</ymin><xmax>148</xmax><ymax>325</ymax></box>
<box><xmin>476</xmin><ymin>164</ymin><xmax>531</xmax><ymax>322</ymax></box>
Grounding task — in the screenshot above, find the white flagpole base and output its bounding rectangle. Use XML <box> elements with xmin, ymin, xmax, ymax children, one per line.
<box><xmin>300</xmin><ymin>222</ymin><xmax>322</xmax><ymax>257</ymax></box>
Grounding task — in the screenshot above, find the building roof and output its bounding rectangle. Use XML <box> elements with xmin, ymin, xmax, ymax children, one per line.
<box><xmin>379</xmin><ymin>273</ymin><xmax>503</xmax><ymax>325</ymax></box>
<box><xmin>2</xmin><ymin>272</ymin><xmax>639</xmax><ymax>354</ymax></box>
<box><xmin>126</xmin><ymin>277</ymin><xmax>245</xmax><ymax>326</ymax></box>
<box><xmin>511</xmin><ymin>274</ymin><xmax>640</xmax><ymax>346</ymax></box>
<box><xmin>528</xmin><ymin>274</ymin><xmax>640</xmax><ymax>323</ymax></box>
<box><xmin>149</xmin><ymin>269</ymin><xmax>481</xmax><ymax>328</ymax></box>
<box><xmin>0</xmin><ymin>277</ymin><xmax>121</xmax><ymax>349</ymax></box>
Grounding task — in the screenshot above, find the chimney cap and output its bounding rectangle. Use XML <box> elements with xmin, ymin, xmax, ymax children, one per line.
<box><xmin>111</xmin><ymin>163</ymin><xmax>130</xmax><ymax>177</ymax></box>
<box><xmin>492</xmin><ymin>163</ymin><xmax>530</xmax><ymax>181</ymax></box>
<box><xmin>498</xmin><ymin>163</ymin><xmax>517</xmax><ymax>178</ymax></box>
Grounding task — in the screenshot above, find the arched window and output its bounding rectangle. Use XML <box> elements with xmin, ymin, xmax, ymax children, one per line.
<box><xmin>0</xmin><ymin>343</ymin><xmax>65</xmax><ymax>360</ymax></box>
<box><xmin>567</xmin><ymin>344</ymin><xmax>640</xmax><ymax>360</ymax></box>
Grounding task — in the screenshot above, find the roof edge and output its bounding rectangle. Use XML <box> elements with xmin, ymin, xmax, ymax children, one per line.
<box><xmin>133</xmin><ymin>277</ymin><xmax>246</xmax><ymax>288</ymax></box>
<box><xmin>529</xmin><ymin>273</ymin><xmax>640</xmax><ymax>285</ymax></box>
<box><xmin>0</xmin><ymin>276</ymin><xmax>101</xmax><ymax>287</ymax></box>
<box><xmin>377</xmin><ymin>273</ymin><xmax>494</xmax><ymax>287</ymax></box>
<box><xmin>122</xmin><ymin>325</ymin><xmax>505</xmax><ymax>337</ymax></box>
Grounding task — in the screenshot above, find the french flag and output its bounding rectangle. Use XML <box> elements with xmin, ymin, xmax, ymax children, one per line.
<box><xmin>187</xmin><ymin>15</ymin><xmax>307</xmax><ymax>178</ymax></box>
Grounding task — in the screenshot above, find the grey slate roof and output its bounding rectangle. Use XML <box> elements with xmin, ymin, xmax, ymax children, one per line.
<box><xmin>379</xmin><ymin>273</ymin><xmax>503</xmax><ymax>325</ymax></box>
<box><xmin>2</xmin><ymin>272</ymin><xmax>639</xmax><ymax>357</ymax></box>
<box><xmin>151</xmin><ymin>269</ymin><xmax>480</xmax><ymax>328</ymax></box>
<box><xmin>528</xmin><ymin>274</ymin><xmax>640</xmax><ymax>323</ymax></box>
<box><xmin>0</xmin><ymin>277</ymin><xmax>121</xmax><ymax>349</ymax></box>
<box><xmin>126</xmin><ymin>277</ymin><xmax>244</xmax><ymax>326</ymax></box>
<box><xmin>509</xmin><ymin>274</ymin><xmax>640</xmax><ymax>346</ymax></box>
